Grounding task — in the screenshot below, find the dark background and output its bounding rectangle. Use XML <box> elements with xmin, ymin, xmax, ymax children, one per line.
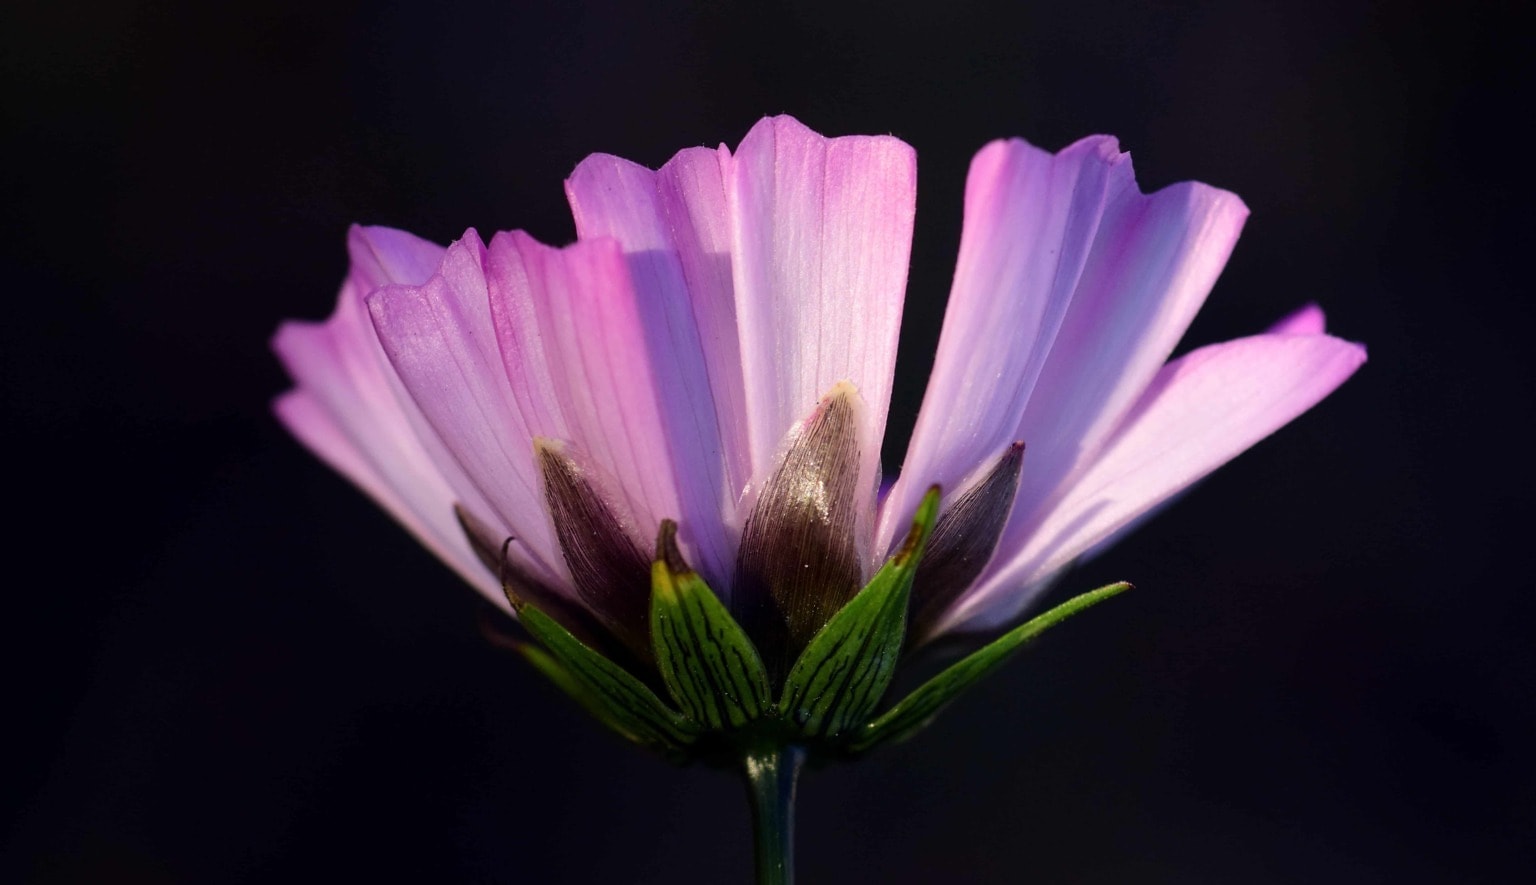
<box><xmin>5</xmin><ymin>0</ymin><xmax>1531</xmax><ymax>881</ymax></box>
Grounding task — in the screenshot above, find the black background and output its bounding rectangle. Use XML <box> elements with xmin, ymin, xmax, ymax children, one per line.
<box><xmin>5</xmin><ymin>0</ymin><xmax>1531</xmax><ymax>882</ymax></box>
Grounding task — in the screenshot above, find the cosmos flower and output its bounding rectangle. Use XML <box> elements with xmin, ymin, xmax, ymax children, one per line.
<box><xmin>272</xmin><ymin>115</ymin><xmax>1363</xmax><ymax>750</ymax></box>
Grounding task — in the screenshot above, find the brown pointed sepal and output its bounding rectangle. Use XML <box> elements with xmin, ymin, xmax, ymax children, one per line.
<box><xmin>733</xmin><ymin>382</ymin><xmax>869</xmax><ymax>676</ymax></box>
<box><xmin>454</xmin><ymin>504</ymin><xmax>614</xmax><ymax>654</ymax></box>
<box><xmin>536</xmin><ymin>440</ymin><xmax>654</xmax><ymax>662</ymax></box>
<box><xmin>909</xmin><ymin>441</ymin><xmax>1025</xmax><ymax>644</ymax></box>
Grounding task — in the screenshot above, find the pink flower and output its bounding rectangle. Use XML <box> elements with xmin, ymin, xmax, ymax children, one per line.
<box><xmin>273</xmin><ymin>115</ymin><xmax>1363</xmax><ymax>664</ymax></box>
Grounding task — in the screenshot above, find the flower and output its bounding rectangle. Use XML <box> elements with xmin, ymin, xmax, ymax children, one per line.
<box><xmin>272</xmin><ymin>116</ymin><xmax>1363</xmax><ymax>752</ymax></box>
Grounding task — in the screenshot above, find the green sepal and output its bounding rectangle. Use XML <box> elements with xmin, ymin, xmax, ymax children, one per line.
<box><xmin>515</xmin><ymin>603</ymin><xmax>697</xmax><ymax>753</ymax></box>
<box><xmin>849</xmin><ymin>581</ymin><xmax>1131</xmax><ymax>753</ymax></box>
<box><xmin>779</xmin><ymin>486</ymin><xmax>941</xmax><ymax>740</ymax></box>
<box><xmin>650</xmin><ymin>520</ymin><xmax>772</xmax><ymax>730</ymax></box>
<box><xmin>513</xmin><ymin>641</ymin><xmax>635</xmax><ymax>741</ymax></box>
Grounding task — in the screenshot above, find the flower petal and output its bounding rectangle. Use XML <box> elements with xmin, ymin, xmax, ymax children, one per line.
<box><xmin>364</xmin><ymin>232</ymin><xmax>565</xmax><ymax>580</ymax></box>
<box><xmin>989</xmin><ymin>168</ymin><xmax>1251</xmax><ymax>573</ymax></box>
<box><xmin>1068</xmin><ymin>302</ymin><xmax>1337</xmax><ymax>566</ymax></box>
<box><xmin>651</xmin><ymin>148</ymin><xmax>748</xmax><ymax>483</ymax></box>
<box><xmin>878</xmin><ymin>136</ymin><xmax>1127</xmax><ymax>553</ymax></box>
<box><xmin>564</xmin><ymin>148</ymin><xmax>744</xmax><ymax>578</ymax></box>
<box><xmin>940</xmin><ymin>332</ymin><xmax>1366</xmax><ymax>632</ymax></box>
<box><xmin>272</xmin><ymin>226</ymin><xmax>520</xmax><ymax>607</ymax></box>
<box><xmin>728</xmin><ymin>116</ymin><xmax>916</xmax><ymax>511</ymax></box>
<box><xmin>346</xmin><ymin>224</ymin><xmax>447</xmax><ymax>293</ymax></box>
<box><xmin>484</xmin><ymin>230</ymin><xmax>735</xmax><ymax>588</ymax></box>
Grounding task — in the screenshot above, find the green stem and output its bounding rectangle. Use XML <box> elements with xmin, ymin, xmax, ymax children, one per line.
<box><xmin>742</xmin><ymin>743</ymin><xmax>805</xmax><ymax>885</ymax></box>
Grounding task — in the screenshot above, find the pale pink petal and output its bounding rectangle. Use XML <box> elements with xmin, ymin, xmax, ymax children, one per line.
<box><xmin>271</xmin><ymin>261</ymin><xmax>508</xmax><ymax>605</ymax></box>
<box><xmin>939</xmin><ymin>332</ymin><xmax>1366</xmax><ymax>632</ymax></box>
<box><xmin>484</xmin><ymin>231</ymin><xmax>734</xmax><ymax>586</ymax></box>
<box><xmin>564</xmin><ymin>118</ymin><xmax>918</xmax><ymax>577</ymax></box>
<box><xmin>727</xmin><ymin>116</ymin><xmax>916</xmax><ymax>525</ymax></box>
<box><xmin>878</xmin><ymin>136</ymin><xmax>1128</xmax><ymax>553</ymax></box>
<box><xmin>364</xmin><ymin>232</ymin><xmax>565</xmax><ymax>579</ymax></box>
<box><xmin>984</xmin><ymin>170</ymin><xmax>1250</xmax><ymax>565</ymax></box>
<box><xmin>654</xmin><ymin>147</ymin><xmax>748</xmax><ymax>492</ymax></box>
<box><xmin>347</xmin><ymin>224</ymin><xmax>447</xmax><ymax>293</ymax></box>
<box><xmin>1064</xmin><ymin>302</ymin><xmax>1336</xmax><ymax>566</ymax></box>
<box><xmin>355</xmin><ymin>227</ymin><xmax>564</xmax><ymax>587</ymax></box>
<box><xmin>563</xmin><ymin>149</ymin><xmax>742</xmax><ymax>577</ymax></box>
<box><xmin>274</xmin><ymin>389</ymin><xmax>381</xmax><ymax>494</ymax></box>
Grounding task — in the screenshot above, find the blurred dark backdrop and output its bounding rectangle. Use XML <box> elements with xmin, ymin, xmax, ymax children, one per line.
<box><xmin>4</xmin><ymin>0</ymin><xmax>1530</xmax><ymax>881</ymax></box>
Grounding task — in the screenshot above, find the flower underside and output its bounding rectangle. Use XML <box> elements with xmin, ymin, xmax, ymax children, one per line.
<box><xmin>457</xmin><ymin>382</ymin><xmax>1126</xmax><ymax>762</ymax></box>
<box><xmin>272</xmin><ymin>114</ymin><xmax>1365</xmax><ymax>766</ymax></box>
<box><xmin>496</xmin><ymin>474</ymin><xmax>1129</xmax><ymax>763</ymax></box>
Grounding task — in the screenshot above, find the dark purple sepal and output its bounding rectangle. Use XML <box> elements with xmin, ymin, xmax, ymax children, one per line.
<box><xmin>733</xmin><ymin>383</ymin><xmax>867</xmax><ymax>677</ymax></box>
<box><xmin>909</xmin><ymin>441</ymin><xmax>1025</xmax><ymax>645</ymax></box>
<box><xmin>454</xmin><ymin>503</ymin><xmax>626</xmax><ymax>661</ymax></box>
<box><xmin>537</xmin><ymin>441</ymin><xmax>654</xmax><ymax>662</ymax></box>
